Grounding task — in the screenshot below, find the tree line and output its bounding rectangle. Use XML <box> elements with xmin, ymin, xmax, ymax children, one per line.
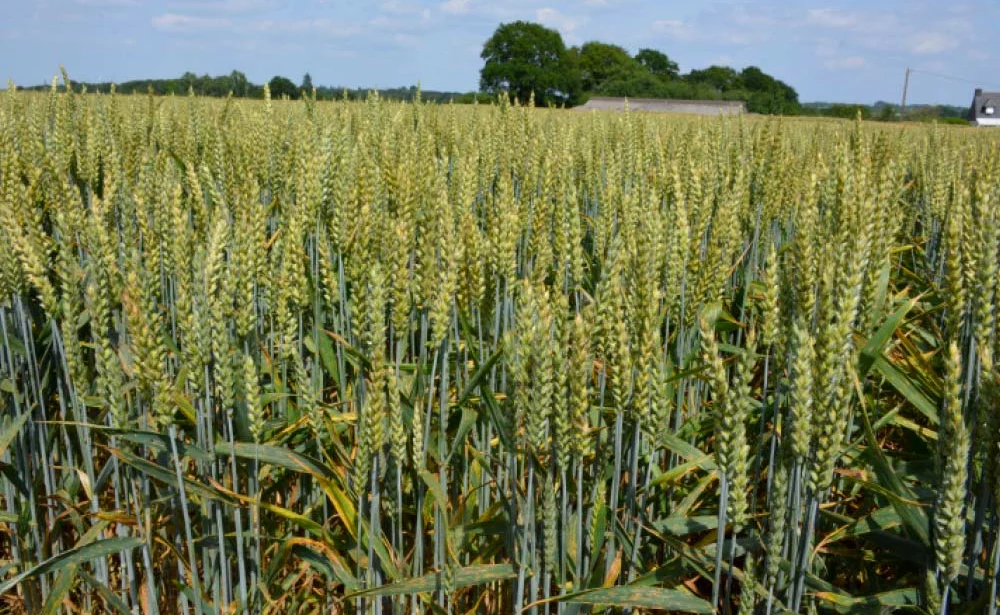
<box><xmin>21</xmin><ymin>70</ymin><xmax>484</xmax><ymax>103</ymax></box>
<box><xmin>478</xmin><ymin>21</ymin><xmax>800</xmax><ymax>114</ymax></box>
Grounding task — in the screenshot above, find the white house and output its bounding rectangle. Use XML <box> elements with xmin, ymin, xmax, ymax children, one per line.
<box><xmin>970</xmin><ymin>89</ymin><xmax>1000</xmax><ymax>126</ymax></box>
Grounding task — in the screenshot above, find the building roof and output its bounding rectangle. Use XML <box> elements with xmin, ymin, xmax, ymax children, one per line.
<box><xmin>970</xmin><ymin>89</ymin><xmax>1000</xmax><ymax>120</ymax></box>
<box><xmin>576</xmin><ymin>96</ymin><xmax>746</xmax><ymax>116</ymax></box>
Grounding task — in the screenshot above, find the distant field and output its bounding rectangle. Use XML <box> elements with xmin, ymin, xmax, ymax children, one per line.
<box><xmin>1</xmin><ymin>86</ymin><xmax>998</xmax><ymax>614</ymax></box>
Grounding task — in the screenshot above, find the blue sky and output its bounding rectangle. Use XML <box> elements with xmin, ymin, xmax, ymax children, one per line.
<box><xmin>3</xmin><ymin>0</ymin><xmax>999</xmax><ymax>105</ymax></box>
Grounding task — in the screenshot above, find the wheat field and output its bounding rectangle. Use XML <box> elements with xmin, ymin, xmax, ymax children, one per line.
<box><xmin>1</xmin><ymin>79</ymin><xmax>999</xmax><ymax>614</ymax></box>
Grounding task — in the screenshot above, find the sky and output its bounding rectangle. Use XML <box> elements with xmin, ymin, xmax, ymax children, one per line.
<box><xmin>2</xmin><ymin>0</ymin><xmax>999</xmax><ymax>106</ymax></box>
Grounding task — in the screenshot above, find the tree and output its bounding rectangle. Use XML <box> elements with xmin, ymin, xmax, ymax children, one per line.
<box><xmin>181</xmin><ymin>71</ymin><xmax>197</xmax><ymax>93</ymax></box>
<box><xmin>268</xmin><ymin>75</ymin><xmax>297</xmax><ymax>99</ymax></box>
<box><xmin>598</xmin><ymin>71</ymin><xmax>666</xmax><ymax>98</ymax></box>
<box><xmin>635</xmin><ymin>48</ymin><xmax>679</xmax><ymax>80</ymax></box>
<box><xmin>479</xmin><ymin>21</ymin><xmax>581</xmax><ymax>106</ymax></box>
<box><xmin>301</xmin><ymin>72</ymin><xmax>313</xmax><ymax>92</ymax></box>
<box><xmin>230</xmin><ymin>70</ymin><xmax>249</xmax><ymax>97</ymax></box>
<box><xmin>877</xmin><ymin>105</ymin><xmax>897</xmax><ymax>122</ymax></box>
<box><xmin>738</xmin><ymin>66</ymin><xmax>773</xmax><ymax>92</ymax></box>
<box><xmin>739</xmin><ymin>66</ymin><xmax>799</xmax><ymax>114</ymax></box>
<box><xmin>685</xmin><ymin>65</ymin><xmax>740</xmax><ymax>92</ymax></box>
<box><xmin>574</xmin><ymin>41</ymin><xmax>641</xmax><ymax>92</ymax></box>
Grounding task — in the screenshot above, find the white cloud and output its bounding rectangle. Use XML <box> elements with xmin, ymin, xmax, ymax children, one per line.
<box><xmin>910</xmin><ymin>32</ymin><xmax>958</xmax><ymax>54</ymax></box>
<box><xmin>392</xmin><ymin>33</ymin><xmax>422</xmax><ymax>48</ymax></box>
<box><xmin>75</xmin><ymin>0</ymin><xmax>138</xmax><ymax>6</ymax></box>
<box><xmin>653</xmin><ymin>18</ymin><xmax>683</xmax><ymax>29</ymax></box>
<box><xmin>652</xmin><ymin>19</ymin><xmax>692</xmax><ymax>39</ymax></box>
<box><xmin>165</xmin><ymin>0</ymin><xmax>275</xmax><ymax>12</ymax></box>
<box><xmin>917</xmin><ymin>59</ymin><xmax>951</xmax><ymax>74</ymax></box>
<box><xmin>440</xmin><ymin>0</ymin><xmax>470</xmax><ymax>15</ymax></box>
<box><xmin>939</xmin><ymin>16</ymin><xmax>973</xmax><ymax>35</ymax></box>
<box><xmin>152</xmin><ymin>13</ymin><xmax>360</xmax><ymax>37</ymax></box>
<box><xmin>151</xmin><ymin>13</ymin><xmax>232</xmax><ymax>32</ymax></box>
<box><xmin>652</xmin><ymin>12</ymin><xmax>772</xmax><ymax>46</ymax></box>
<box><xmin>814</xmin><ymin>38</ymin><xmax>838</xmax><ymax>58</ymax></box>
<box><xmin>380</xmin><ymin>0</ymin><xmax>426</xmax><ymax>15</ymax></box>
<box><xmin>536</xmin><ymin>7</ymin><xmax>579</xmax><ymax>35</ymax></box>
<box><xmin>731</xmin><ymin>6</ymin><xmax>779</xmax><ymax>27</ymax></box>
<box><xmin>369</xmin><ymin>9</ymin><xmax>432</xmax><ymax>32</ymax></box>
<box><xmin>806</xmin><ymin>8</ymin><xmax>858</xmax><ymax>29</ymax></box>
<box><xmin>823</xmin><ymin>56</ymin><xmax>866</xmax><ymax>70</ymax></box>
<box><xmin>254</xmin><ymin>18</ymin><xmax>360</xmax><ymax>37</ymax></box>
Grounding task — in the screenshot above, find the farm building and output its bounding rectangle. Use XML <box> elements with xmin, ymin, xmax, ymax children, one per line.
<box><xmin>576</xmin><ymin>96</ymin><xmax>746</xmax><ymax>116</ymax></box>
<box><xmin>969</xmin><ymin>89</ymin><xmax>1000</xmax><ymax>126</ymax></box>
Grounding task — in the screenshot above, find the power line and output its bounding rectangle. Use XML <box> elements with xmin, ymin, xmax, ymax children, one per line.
<box><xmin>907</xmin><ymin>67</ymin><xmax>1000</xmax><ymax>91</ymax></box>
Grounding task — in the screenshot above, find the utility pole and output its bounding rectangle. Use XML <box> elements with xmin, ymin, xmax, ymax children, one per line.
<box><xmin>900</xmin><ymin>67</ymin><xmax>911</xmax><ymax>121</ymax></box>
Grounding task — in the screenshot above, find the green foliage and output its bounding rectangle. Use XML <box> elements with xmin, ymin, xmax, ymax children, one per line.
<box><xmin>819</xmin><ymin>104</ymin><xmax>873</xmax><ymax>120</ymax></box>
<box><xmin>230</xmin><ymin>70</ymin><xmax>250</xmax><ymax>97</ymax></box>
<box><xmin>686</xmin><ymin>65</ymin><xmax>742</xmax><ymax>92</ymax></box>
<box><xmin>268</xmin><ymin>75</ymin><xmax>298</xmax><ymax>99</ymax></box>
<box><xmin>24</xmin><ymin>70</ymin><xmax>261</xmax><ymax>97</ymax></box>
<box><xmin>573</xmin><ymin>41</ymin><xmax>643</xmax><ymax>92</ymax></box>
<box><xmin>739</xmin><ymin>66</ymin><xmax>799</xmax><ymax>113</ymax></box>
<box><xmin>479</xmin><ymin>20</ymin><xmax>581</xmax><ymax>105</ymax></box>
<box><xmin>635</xmin><ymin>48</ymin><xmax>680</xmax><ymax>80</ymax></box>
<box><xmin>480</xmin><ymin>24</ymin><xmax>802</xmax><ymax>114</ymax></box>
<box><xmin>19</xmin><ymin>72</ymin><xmax>491</xmax><ymax>104</ymax></box>
<box><xmin>596</xmin><ymin>70</ymin><xmax>666</xmax><ymax>98</ymax></box>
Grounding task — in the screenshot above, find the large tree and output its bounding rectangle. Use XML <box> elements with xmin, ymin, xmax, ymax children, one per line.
<box><xmin>597</xmin><ymin>70</ymin><xmax>666</xmax><ymax>98</ymax></box>
<box><xmin>574</xmin><ymin>41</ymin><xmax>641</xmax><ymax>92</ymax></box>
<box><xmin>635</xmin><ymin>48</ymin><xmax>679</xmax><ymax>80</ymax></box>
<box><xmin>739</xmin><ymin>66</ymin><xmax>799</xmax><ymax>114</ymax></box>
<box><xmin>479</xmin><ymin>21</ymin><xmax>581</xmax><ymax>106</ymax></box>
<box><xmin>685</xmin><ymin>65</ymin><xmax>741</xmax><ymax>92</ymax></box>
<box><xmin>229</xmin><ymin>70</ymin><xmax>249</xmax><ymax>97</ymax></box>
<box><xmin>268</xmin><ymin>75</ymin><xmax>297</xmax><ymax>99</ymax></box>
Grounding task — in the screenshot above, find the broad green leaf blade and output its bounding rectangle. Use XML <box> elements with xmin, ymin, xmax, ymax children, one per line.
<box><xmin>816</xmin><ymin>587</ymin><xmax>920</xmax><ymax>613</ymax></box>
<box><xmin>651</xmin><ymin>515</ymin><xmax>718</xmax><ymax>537</ymax></box>
<box><xmin>821</xmin><ymin>506</ymin><xmax>902</xmax><ymax>543</ymax></box>
<box><xmin>311</xmin><ymin>325</ymin><xmax>341</xmax><ymax>386</ymax></box>
<box><xmin>116</xmin><ymin>431</ymin><xmax>212</xmax><ymax>462</ymax></box>
<box><xmin>445</xmin><ymin>407</ymin><xmax>478</xmax><ymax>465</ymax></box>
<box><xmin>455</xmin><ymin>348</ymin><xmax>503</xmax><ymax>408</ymax></box>
<box><xmin>872</xmin><ymin>355</ymin><xmax>938</xmax><ymax>425</ymax></box>
<box><xmin>562</xmin><ymin>586</ymin><xmax>713</xmax><ymax>613</ymax></box>
<box><xmin>214</xmin><ymin>441</ymin><xmax>337</xmax><ymax>481</ymax></box>
<box><xmin>0</xmin><ymin>462</ymin><xmax>29</xmax><ymax>497</ymax></box>
<box><xmin>477</xmin><ymin>380</ymin><xmax>515</xmax><ymax>451</ymax></box>
<box><xmin>0</xmin><ymin>411</ymin><xmax>30</xmax><ymax>458</ymax></box>
<box><xmin>645</xmin><ymin>455</ymin><xmax>713</xmax><ymax>490</ymax></box>
<box><xmin>858</xmin><ymin>296</ymin><xmax>916</xmax><ymax>377</ymax></box>
<box><xmin>346</xmin><ymin>563</ymin><xmax>515</xmax><ymax>598</ymax></box>
<box><xmin>41</xmin><ymin>564</ymin><xmax>77</xmax><ymax>615</ymax></box>
<box><xmin>0</xmin><ymin>537</ymin><xmax>143</xmax><ymax>595</ymax></box>
<box><xmin>858</xmin><ymin>405</ymin><xmax>931</xmax><ymax>547</ymax></box>
<box><xmin>78</xmin><ymin>569</ymin><xmax>132</xmax><ymax>615</ymax></box>
<box><xmin>660</xmin><ymin>434</ymin><xmax>716</xmax><ymax>469</ymax></box>
<box><xmin>419</xmin><ymin>469</ymin><xmax>448</xmax><ymax>508</ymax></box>
<box><xmin>112</xmin><ymin>448</ymin><xmax>234</xmax><ymax>504</ymax></box>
